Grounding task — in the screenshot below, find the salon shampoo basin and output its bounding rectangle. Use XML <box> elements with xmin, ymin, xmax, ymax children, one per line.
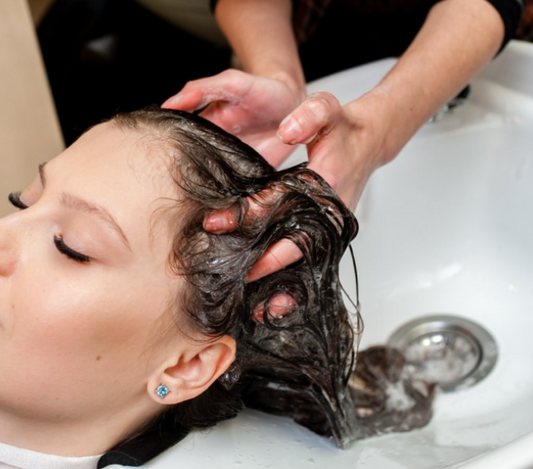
<box><xmin>114</xmin><ymin>40</ymin><xmax>533</xmax><ymax>469</ymax></box>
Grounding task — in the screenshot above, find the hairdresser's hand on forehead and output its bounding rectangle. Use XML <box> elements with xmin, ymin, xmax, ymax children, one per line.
<box><xmin>162</xmin><ymin>69</ymin><xmax>305</xmax><ymax>166</ymax></box>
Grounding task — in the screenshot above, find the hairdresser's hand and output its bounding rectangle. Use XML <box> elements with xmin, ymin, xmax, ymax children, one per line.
<box><xmin>204</xmin><ymin>91</ymin><xmax>392</xmax><ymax>282</ymax></box>
<box><xmin>277</xmin><ymin>91</ymin><xmax>390</xmax><ymax>211</ymax></box>
<box><xmin>162</xmin><ymin>69</ymin><xmax>305</xmax><ymax>167</ymax></box>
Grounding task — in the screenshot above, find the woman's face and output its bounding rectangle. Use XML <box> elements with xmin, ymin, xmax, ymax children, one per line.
<box><xmin>0</xmin><ymin>123</ymin><xmax>220</xmax><ymax>451</ymax></box>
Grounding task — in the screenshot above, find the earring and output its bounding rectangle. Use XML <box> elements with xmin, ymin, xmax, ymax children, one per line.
<box><xmin>155</xmin><ymin>383</ymin><xmax>170</xmax><ymax>399</ymax></box>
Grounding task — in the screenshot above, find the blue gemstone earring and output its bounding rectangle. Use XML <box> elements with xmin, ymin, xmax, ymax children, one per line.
<box><xmin>155</xmin><ymin>383</ymin><xmax>170</xmax><ymax>399</ymax></box>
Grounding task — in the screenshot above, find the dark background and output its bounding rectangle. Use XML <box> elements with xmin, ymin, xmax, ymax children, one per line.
<box><xmin>38</xmin><ymin>0</ymin><xmax>232</xmax><ymax>145</ymax></box>
<box><xmin>37</xmin><ymin>0</ymin><xmax>431</xmax><ymax>146</ymax></box>
<box><xmin>38</xmin><ymin>0</ymin><xmax>531</xmax><ymax>146</ymax></box>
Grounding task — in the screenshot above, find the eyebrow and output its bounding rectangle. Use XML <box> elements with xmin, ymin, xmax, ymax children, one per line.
<box><xmin>39</xmin><ymin>162</ymin><xmax>131</xmax><ymax>251</ymax></box>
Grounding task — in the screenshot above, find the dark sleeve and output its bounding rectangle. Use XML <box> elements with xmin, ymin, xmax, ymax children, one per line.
<box><xmin>484</xmin><ymin>0</ymin><xmax>524</xmax><ymax>50</ymax></box>
<box><xmin>211</xmin><ymin>0</ymin><xmax>523</xmax><ymax>50</ymax></box>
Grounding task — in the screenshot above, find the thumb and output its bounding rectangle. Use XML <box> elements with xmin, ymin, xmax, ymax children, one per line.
<box><xmin>277</xmin><ymin>92</ymin><xmax>342</xmax><ymax>145</ymax></box>
<box><xmin>162</xmin><ymin>88</ymin><xmax>209</xmax><ymax>112</ymax></box>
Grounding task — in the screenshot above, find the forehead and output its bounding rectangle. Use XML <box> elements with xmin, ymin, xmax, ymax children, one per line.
<box><xmin>45</xmin><ymin>122</ymin><xmax>179</xmax><ymax>249</ymax></box>
<box><xmin>55</xmin><ymin>122</ymin><xmax>173</xmax><ymax>187</ymax></box>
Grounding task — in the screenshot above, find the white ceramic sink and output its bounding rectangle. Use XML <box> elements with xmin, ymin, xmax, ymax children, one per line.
<box><xmin>136</xmin><ymin>40</ymin><xmax>533</xmax><ymax>469</ymax></box>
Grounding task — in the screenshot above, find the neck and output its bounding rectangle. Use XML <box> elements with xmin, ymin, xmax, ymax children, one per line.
<box><xmin>0</xmin><ymin>396</ymin><xmax>158</xmax><ymax>457</ymax></box>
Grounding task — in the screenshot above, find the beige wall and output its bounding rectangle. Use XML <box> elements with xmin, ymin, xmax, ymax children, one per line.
<box><xmin>0</xmin><ymin>0</ymin><xmax>63</xmax><ymax>216</ymax></box>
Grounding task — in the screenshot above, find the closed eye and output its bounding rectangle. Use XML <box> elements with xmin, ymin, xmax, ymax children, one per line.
<box><xmin>8</xmin><ymin>192</ymin><xmax>28</xmax><ymax>210</ymax></box>
<box><xmin>54</xmin><ymin>235</ymin><xmax>91</xmax><ymax>263</ymax></box>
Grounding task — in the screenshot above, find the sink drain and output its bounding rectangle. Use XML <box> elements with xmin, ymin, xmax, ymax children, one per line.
<box><xmin>387</xmin><ymin>314</ymin><xmax>498</xmax><ymax>392</ymax></box>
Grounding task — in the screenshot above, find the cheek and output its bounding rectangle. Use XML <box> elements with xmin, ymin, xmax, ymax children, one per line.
<box><xmin>6</xmin><ymin>263</ymin><xmax>171</xmax><ymax>386</ymax></box>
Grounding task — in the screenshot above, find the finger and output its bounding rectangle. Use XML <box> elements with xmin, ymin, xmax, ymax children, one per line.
<box><xmin>277</xmin><ymin>92</ymin><xmax>342</xmax><ymax>145</ymax></box>
<box><xmin>198</xmin><ymin>101</ymin><xmax>240</xmax><ymax>132</ymax></box>
<box><xmin>246</xmin><ymin>238</ymin><xmax>303</xmax><ymax>283</ymax></box>
<box><xmin>252</xmin><ymin>133</ymin><xmax>296</xmax><ymax>168</ymax></box>
<box><xmin>203</xmin><ymin>193</ymin><xmax>270</xmax><ymax>234</ymax></box>
<box><xmin>307</xmin><ymin>166</ymin><xmax>339</xmax><ymax>193</ymax></box>
<box><xmin>203</xmin><ymin>207</ymin><xmax>239</xmax><ymax>234</ymax></box>
<box><xmin>251</xmin><ymin>292</ymin><xmax>297</xmax><ymax>322</ymax></box>
<box><xmin>268</xmin><ymin>292</ymin><xmax>297</xmax><ymax>317</ymax></box>
<box><xmin>162</xmin><ymin>69</ymin><xmax>249</xmax><ymax>111</ymax></box>
<box><xmin>203</xmin><ymin>183</ymin><xmax>285</xmax><ymax>234</ymax></box>
<box><xmin>162</xmin><ymin>87</ymin><xmax>209</xmax><ymax>111</ymax></box>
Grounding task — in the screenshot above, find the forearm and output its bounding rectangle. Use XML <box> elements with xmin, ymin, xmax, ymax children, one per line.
<box><xmin>215</xmin><ymin>0</ymin><xmax>306</xmax><ymax>99</ymax></box>
<box><xmin>349</xmin><ymin>0</ymin><xmax>505</xmax><ymax>167</ymax></box>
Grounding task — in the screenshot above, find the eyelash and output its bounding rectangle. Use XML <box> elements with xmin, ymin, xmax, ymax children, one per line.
<box><xmin>54</xmin><ymin>235</ymin><xmax>91</xmax><ymax>263</ymax></box>
<box><xmin>8</xmin><ymin>192</ymin><xmax>27</xmax><ymax>210</ymax></box>
<box><xmin>8</xmin><ymin>192</ymin><xmax>91</xmax><ymax>264</ymax></box>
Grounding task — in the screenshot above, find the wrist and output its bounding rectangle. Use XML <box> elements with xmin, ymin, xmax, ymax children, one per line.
<box><xmin>216</xmin><ymin>0</ymin><xmax>305</xmax><ymax>104</ymax></box>
<box><xmin>345</xmin><ymin>79</ymin><xmax>430</xmax><ymax>170</ymax></box>
<box><xmin>266</xmin><ymin>69</ymin><xmax>307</xmax><ymax>105</ymax></box>
<box><xmin>343</xmin><ymin>91</ymin><xmax>396</xmax><ymax>171</ymax></box>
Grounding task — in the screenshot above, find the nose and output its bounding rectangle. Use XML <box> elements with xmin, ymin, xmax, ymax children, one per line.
<box><xmin>0</xmin><ymin>215</ymin><xmax>19</xmax><ymax>278</ymax></box>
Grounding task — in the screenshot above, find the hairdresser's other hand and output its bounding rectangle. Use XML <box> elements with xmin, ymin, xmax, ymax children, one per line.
<box><xmin>204</xmin><ymin>91</ymin><xmax>393</xmax><ymax>282</ymax></box>
<box><xmin>203</xmin><ymin>198</ymin><xmax>304</xmax><ymax>283</ymax></box>
<box><xmin>248</xmin><ymin>92</ymin><xmax>387</xmax><ymax>283</ymax></box>
<box><xmin>278</xmin><ymin>91</ymin><xmax>389</xmax><ymax>212</ymax></box>
<box><xmin>162</xmin><ymin>69</ymin><xmax>305</xmax><ymax>167</ymax></box>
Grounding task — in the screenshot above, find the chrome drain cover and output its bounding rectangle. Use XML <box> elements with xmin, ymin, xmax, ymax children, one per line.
<box><xmin>387</xmin><ymin>314</ymin><xmax>498</xmax><ymax>392</ymax></box>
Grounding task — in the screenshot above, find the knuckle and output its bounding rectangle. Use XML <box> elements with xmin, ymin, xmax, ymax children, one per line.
<box><xmin>221</xmin><ymin>68</ymin><xmax>242</xmax><ymax>81</ymax></box>
<box><xmin>180</xmin><ymin>80</ymin><xmax>196</xmax><ymax>92</ymax></box>
<box><xmin>297</xmin><ymin>92</ymin><xmax>342</xmax><ymax>132</ymax></box>
<box><xmin>308</xmin><ymin>91</ymin><xmax>334</xmax><ymax>100</ymax></box>
<box><xmin>308</xmin><ymin>98</ymin><xmax>330</xmax><ymax>118</ymax></box>
<box><xmin>301</xmin><ymin>98</ymin><xmax>331</xmax><ymax>127</ymax></box>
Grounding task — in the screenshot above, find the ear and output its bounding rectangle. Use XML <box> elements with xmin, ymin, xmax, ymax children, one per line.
<box><xmin>147</xmin><ymin>335</ymin><xmax>236</xmax><ymax>405</ymax></box>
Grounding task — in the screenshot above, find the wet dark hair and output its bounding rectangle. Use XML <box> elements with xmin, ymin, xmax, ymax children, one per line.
<box><xmin>96</xmin><ymin>107</ymin><xmax>361</xmax><ymax>467</ymax></box>
<box><xmin>97</xmin><ymin>108</ymin><xmax>437</xmax><ymax>468</ymax></box>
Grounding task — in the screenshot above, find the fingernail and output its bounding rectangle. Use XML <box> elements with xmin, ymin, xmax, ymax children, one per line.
<box><xmin>245</xmin><ymin>265</ymin><xmax>269</xmax><ymax>283</ymax></box>
<box><xmin>277</xmin><ymin>116</ymin><xmax>302</xmax><ymax>144</ymax></box>
<box><xmin>163</xmin><ymin>93</ymin><xmax>182</xmax><ymax>108</ymax></box>
<box><xmin>204</xmin><ymin>213</ymin><xmax>229</xmax><ymax>233</ymax></box>
<box><xmin>302</xmin><ymin>133</ymin><xmax>317</xmax><ymax>145</ymax></box>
